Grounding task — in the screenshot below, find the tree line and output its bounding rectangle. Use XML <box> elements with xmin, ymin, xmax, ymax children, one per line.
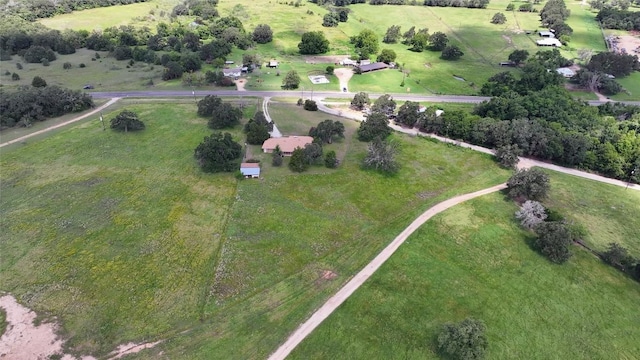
<box><xmin>2</xmin><ymin>0</ymin><xmax>151</xmax><ymax>21</ymax></box>
<box><xmin>596</xmin><ymin>6</ymin><xmax>640</xmax><ymax>30</ymax></box>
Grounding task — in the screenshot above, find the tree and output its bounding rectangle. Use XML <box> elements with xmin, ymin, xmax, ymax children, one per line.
<box><xmin>437</xmin><ymin>318</ymin><xmax>488</xmax><ymax>360</ymax></box>
<box><xmin>441</xmin><ymin>45</ymin><xmax>464</xmax><ymax>60</ymax></box>
<box><xmin>208</xmin><ymin>102</ymin><xmax>242</xmax><ymax>129</ymax></box>
<box><xmin>23</xmin><ymin>45</ymin><xmax>56</xmax><ymax>63</ymax></box>
<box><xmin>304</xmin><ymin>99</ymin><xmax>318</xmax><ymax>111</ymax></box>
<box><xmin>198</xmin><ymin>95</ymin><xmax>223</xmax><ymax>117</ymax></box>
<box><xmin>322</xmin><ymin>13</ymin><xmax>339</xmax><ymax>27</ymax></box>
<box><xmin>326</xmin><ymin>65</ymin><xmax>335</xmax><ymax>75</ymax></box>
<box><xmin>298</xmin><ymin>31</ymin><xmax>330</xmax><ymax>55</ymax></box>
<box><xmin>253</xmin><ymin>24</ymin><xmax>273</xmax><ymax>44</ymax></box>
<box><xmin>194</xmin><ymin>132</ymin><xmax>242</xmax><ymax>173</ymax></box>
<box><xmin>409</xmin><ymin>32</ymin><xmax>430</xmax><ymax>52</ymax></box>
<box><xmin>272</xmin><ymin>145</ymin><xmax>283</xmax><ymax>166</ymax></box>
<box><xmin>587</xmin><ymin>52</ymin><xmax>639</xmax><ymax>77</ymax></box>
<box><xmin>495</xmin><ymin>144</ymin><xmax>522</xmax><ymax>168</ymax></box>
<box><xmin>508</xmin><ymin>49</ymin><xmax>529</xmax><ymax>65</ymax></box>
<box><xmin>506</xmin><ymin>3</ymin><xmax>515</xmax><ymax>10</ymax></box>
<box><xmin>491</xmin><ymin>12</ymin><xmax>507</xmax><ymax>24</ymax></box>
<box><xmin>336</xmin><ymin>7</ymin><xmax>350</xmax><ymax>22</ymax></box>
<box><xmin>396</xmin><ymin>101</ymin><xmax>420</xmax><ymax>127</ymax></box>
<box><xmin>371</xmin><ymin>94</ymin><xmax>396</xmax><ymax>117</ymax></box>
<box><xmin>350</xmin><ymin>29</ymin><xmax>379</xmax><ymax>59</ymax></box>
<box><xmin>309</xmin><ymin>120</ymin><xmax>345</xmax><ymax>144</ymax></box>
<box><xmin>383</xmin><ymin>25</ymin><xmax>401</xmax><ymax>44</ymax></box>
<box><xmin>351</xmin><ymin>92</ymin><xmax>370</xmax><ymax>110</ymax></box>
<box><xmin>325</xmin><ymin>150</ymin><xmax>338</xmax><ymax>168</ymax></box>
<box><xmin>31</xmin><ymin>76</ymin><xmax>47</xmax><ymax>88</ymax></box>
<box><xmin>11</xmin><ymin>73</ymin><xmax>19</xmax><ymax>81</ymax></box>
<box><xmin>402</xmin><ymin>26</ymin><xmax>416</xmax><ymax>44</ymax></box>
<box><xmin>429</xmin><ymin>32</ymin><xmax>449</xmax><ymax>51</ymax></box>
<box><xmin>507</xmin><ymin>168</ymin><xmax>550</xmax><ymax>201</ymax></box>
<box><xmin>289</xmin><ymin>147</ymin><xmax>309</xmax><ymax>172</ymax></box>
<box><xmin>303</xmin><ymin>142</ymin><xmax>323</xmax><ymax>165</ymax></box>
<box><xmin>358</xmin><ymin>112</ymin><xmax>392</xmax><ymax>141</ymax></box>
<box><xmin>534</xmin><ymin>221</ymin><xmax>573</xmax><ymax>264</ymax></box>
<box><xmin>63</xmin><ymin>62</ymin><xmax>72</xmax><ymax>70</ymax></box>
<box><xmin>363</xmin><ymin>137</ymin><xmax>399</xmax><ymax>174</ymax></box>
<box><xmin>162</xmin><ymin>61</ymin><xmax>184</xmax><ymax>80</ymax></box>
<box><xmin>110</xmin><ymin>110</ymin><xmax>145</xmax><ymax>132</ymax></box>
<box><xmin>515</xmin><ymin>200</ymin><xmax>548</xmax><ymax>229</ymax></box>
<box><xmin>244</xmin><ymin>112</ymin><xmax>272</xmax><ymax>145</ymax></box>
<box><xmin>282</xmin><ymin>70</ymin><xmax>301</xmax><ymax>89</ymax></box>
<box><xmin>377</xmin><ymin>49</ymin><xmax>397</xmax><ymax>64</ymax></box>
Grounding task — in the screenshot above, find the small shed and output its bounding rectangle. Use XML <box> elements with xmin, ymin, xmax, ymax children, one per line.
<box><xmin>360</xmin><ymin>59</ymin><xmax>371</xmax><ymax>65</ymax></box>
<box><xmin>240</xmin><ymin>163</ymin><xmax>260</xmax><ymax>178</ymax></box>
<box><xmin>225</xmin><ymin>60</ymin><xmax>235</xmax><ymax>64</ymax></box>
<box><xmin>539</xmin><ymin>30</ymin><xmax>555</xmax><ymax>38</ymax></box>
<box><xmin>536</xmin><ymin>38</ymin><xmax>562</xmax><ymax>47</ymax></box>
<box><xmin>268</xmin><ymin>60</ymin><xmax>279</xmax><ymax>68</ymax></box>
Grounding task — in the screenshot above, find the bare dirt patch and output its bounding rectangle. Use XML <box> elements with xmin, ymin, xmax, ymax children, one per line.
<box><xmin>502</xmin><ymin>35</ymin><xmax>513</xmax><ymax>45</ymax></box>
<box><xmin>235</xmin><ymin>79</ymin><xmax>247</xmax><ymax>92</ymax></box>
<box><xmin>303</xmin><ymin>55</ymin><xmax>351</xmax><ymax>64</ymax></box>
<box><xmin>0</xmin><ymin>294</ymin><xmax>162</xmax><ymax>360</ymax></box>
<box><xmin>424</xmin><ymin>63</ymin><xmax>432</xmax><ymax>68</ymax></box>
<box><xmin>333</xmin><ymin>68</ymin><xmax>353</xmax><ymax>91</ymax></box>
<box><xmin>617</xmin><ymin>35</ymin><xmax>640</xmax><ymax>55</ymax></box>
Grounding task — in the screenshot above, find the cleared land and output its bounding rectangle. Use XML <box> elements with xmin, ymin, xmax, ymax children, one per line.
<box><xmin>289</xmin><ymin>178</ymin><xmax>640</xmax><ymax>359</ymax></box>
<box><xmin>0</xmin><ymin>100</ymin><xmax>511</xmax><ymax>358</ymax></box>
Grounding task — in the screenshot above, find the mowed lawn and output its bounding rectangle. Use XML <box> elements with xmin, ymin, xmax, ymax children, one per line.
<box><xmin>0</xmin><ymin>103</ymin><xmax>240</xmax><ymax>356</ymax></box>
<box><xmin>290</xmin><ymin>188</ymin><xmax>640</xmax><ymax>360</ymax></box>
<box><xmin>133</xmin><ymin>126</ymin><xmax>511</xmax><ymax>358</ymax></box>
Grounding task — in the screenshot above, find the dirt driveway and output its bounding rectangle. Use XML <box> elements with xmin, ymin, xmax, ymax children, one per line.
<box><xmin>333</xmin><ymin>68</ymin><xmax>353</xmax><ymax>92</ymax></box>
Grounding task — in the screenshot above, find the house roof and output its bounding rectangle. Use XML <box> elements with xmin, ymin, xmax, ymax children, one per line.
<box><xmin>536</xmin><ymin>38</ymin><xmax>562</xmax><ymax>47</ymax></box>
<box><xmin>222</xmin><ymin>67</ymin><xmax>242</xmax><ymax>76</ymax></box>
<box><xmin>240</xmin><ymin>163</ymin><xmax>260</xmax><ymax>176</ymax></box>
<box><xmin>556</xmin><ymin>67</ymin><xmax>575</xmax><ymax>77</ymax></box>
<box><xmin>262</xmin><ymin>136</ymin><xmax>314</xmax><ymax>153</ymax></box>
<box><xmin>539</xmin><ymin>31</ymin><xmax>555</xmax><ymax>38</ymax></box>
<box><xmin>269</xmin><ymin>61</ymin><xmax>278</xmax><ymax>66</ymax></box>
<box><xmin>241</xmin><ymin>163</ymin><xmax>260</xmax><ymax>168</ymax></box>
<box><xmin>359</xmin><ymin>62</ymin><xmax>389</xmax><ymax>72</ymax></box>
<box><xmin>341</xmin><ymin>58</ymin><xmax>357</xmax><ymax>65</ymax></box>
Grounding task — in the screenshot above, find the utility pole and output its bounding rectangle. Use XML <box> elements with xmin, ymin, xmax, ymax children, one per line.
<box><xmin>99</xmin><ymin>112</ymin><xmax>105</xmax><ymax>131</ymax></box>
<box><xmin>192</xmin><ymin>89</ymin><xmax>197</xmax><ymax>104</ymax></box>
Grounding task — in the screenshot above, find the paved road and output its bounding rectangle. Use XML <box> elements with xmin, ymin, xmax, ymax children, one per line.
<box><xmin>88</xmin><ymin>90</ymin><xmax>640</xmax><ymax>106</ymax></box>
<box><xmin>0</xmin><ymin>98</ymin><xmax>121</xmax><ymax>148</ymax></box>
<box><xmin>267</xmin><ymin>183</ymin><xmax>509</xmax><ymax>360</ymax></box>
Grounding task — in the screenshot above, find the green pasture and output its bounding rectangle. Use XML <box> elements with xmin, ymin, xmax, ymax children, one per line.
<box><xmin>38</xmin><ymin>0</ymin><xmax>180</xmax><ymax>31</ymax></box>
<box><xmin>611</xmin><ymin>72</ymin><xmax>640</xmax><ymax>101</ymax></box>
<box><xmin>0</xmin><ymin>102</ymin><xmax>248</xmax><ymax>356</ymax></box>
<box><xmin>543</xmin><ymin>170</ymin><xmax>640</xmax><ymax>256</ymax></box>
<box><xmin>291</xmin><ymin>184</ymin><xmax>640</xmax><ymax>359</ymax></box>
<box><xmin>0</xmin><ymin>308</ymin><xmax>6</xmax><ymax>338</ymax></box>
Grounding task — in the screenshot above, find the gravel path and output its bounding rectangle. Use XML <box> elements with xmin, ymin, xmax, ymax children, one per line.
<box><xmin>263</xmin><ymin>97</ymin><xmax>282</xmax><ymax>138</ymax></box>
<box><xmin>0</xmin><ymin>98</ymin><xmax>121</xmax><ymax>148</ymax></box>
<box><xmin>267</xmin><ymin>183</ymin><xmax>508</xmax><ymax>360</ymax></box>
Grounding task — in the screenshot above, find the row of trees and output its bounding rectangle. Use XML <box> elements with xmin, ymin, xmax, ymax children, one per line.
<box><xmin>540</xmin><ymin>0</ymin><xmax>573</xmax><ymax>42</ymax></box>
<box><xmin>383</xmin><ymin>25</ymin><xmax>463</xmax><ymax>59</ymax></box>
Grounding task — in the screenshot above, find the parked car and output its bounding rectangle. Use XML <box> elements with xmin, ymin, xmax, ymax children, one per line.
<box><xmin>343</xmin><ymin>87</ymin><xmax>347</xmax><ymax>92</ymax></box>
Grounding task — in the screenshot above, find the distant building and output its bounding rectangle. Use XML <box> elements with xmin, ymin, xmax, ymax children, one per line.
<box><xmin>268</xmin><ymin>60</ymin><xmax>279</xmax><ymax>68</ymax></box>
<box><xmin>538</xmin><ymin>30</ymin><xmax>555</xmax><ymax>38</ymax></box>
<box><xmin>556</xmin><ymin>67</ymin><xmax>576</xmax><ymax>78</ymax></box>
<box><xmin>222</xmin><ymin>67</ymin><xmax>242</xmax><ymax>78</ymax></box>
<box><xmin>536</xmin><ymin>38</ymin><xmax>562</xmax><ymax>47</ymax></box>
<box><xmin>359</xmin><ymin>59</ymin><xmax>371</xmax><ymax>65</ymax></box>
<box><xmin>499</xmin><ymin>61</ymin><xmax>516</xmax><ymax>67</ymax></box>
<box><xmin>358</xmin><ymin>62</ymin><xmax>389</xmax><ymax>73</ymax></box>
<box><xmin>240</xmin><ymin>163</ymin><xmax>260</xmax><ymax>178</ymax></box>
<box><xmin>225</xmin><ymin>60</ymin><xmax>235</xmax><ymax>64</ymax></box>
<box><xmin>341</xmin><ymin>58</ymin><xmax>357</xmax><ymax>66</ymax></box>
<box><xmin>262</xmin><ymin>136</ymin><xmax>314</xmax><ymax>156</ymax></box>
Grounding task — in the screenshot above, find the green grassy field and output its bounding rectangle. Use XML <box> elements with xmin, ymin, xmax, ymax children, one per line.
<box><xmin>543</xmin><ymin>170</ymin><xmax>640</xmax><ymax>256</ymax></box>
<box><xmin>38</xmin><ymin>0</ymin><xmax>180</xmax><ymax>31</ymax></box>
<box><xmin>0</xmin><ymin>102</ymin><xmax>246</xmax><ymax>355</ymax></box>
<box><xmin>0</xmin><ymin>100</ymin><xmax>512</xmax><ymax>358</ymax></box>
<box><xmin>290</xmin><ymin>181</ymin><xmax>640</xmax><ymax>359</ymax></box>
<box><xmin>0</xmin><ymin>308</ymin><xmax>6</xmax><ymax>338</ymax></box>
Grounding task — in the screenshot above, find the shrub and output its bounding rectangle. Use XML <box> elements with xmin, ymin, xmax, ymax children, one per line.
<box><xmin>110</xmin><ymin>110</ymin><xmax>145</xmax><ymax>132</ymax></box>
<box><xmin>79</xmin><ymin>63</ymin><xmax>86</xmax><ymax>68</ymax></box>
<box><xmin>63</xmin><ymin>62</ymin><xmax>72</xmax><ymax>70</ymax></box>
<box><xmin>32</xmin><ymin>76</ymin><xmax>47</xmax><ymax>88</ymax></box>
<box><xmin>303</xmin><ymin>99</ymin><xmax>318</xmax><ymax>111</ymax></box>
<box><xmin>515</xmin><ymin>200</ymin><xmax>547</xmax><ymax>229</ymax></box>
<box><xmin>16</xmin><ymin>63</ymin><xmax>23</xmax><ymax>70</ymax></box>
<box><xmin>534</xmin><ymin>221</ymin><xmax>573</xmax><ymax>264</ymax></box>
<box><xmin>438</xmin><ymin>318</ymin><xmax>488</xmax><ymax>360</ymax></box>
<box><xmin>325</xmin><ymin>150</ymin><xmax>338</xmax><ymax>168</ymax></box>
<box><xmin>41</xmin><ymin>58</ymin><xmax>50</xmax><ymax>66</ymax></box>
<box><xmin>12</xmin><ymin>73</ymin><xmax>20</xmax><ymax>81</ymax></box>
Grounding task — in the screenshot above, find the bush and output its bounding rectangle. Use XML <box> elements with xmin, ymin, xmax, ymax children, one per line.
<box><xmin>325</xmin><ymin>150</ymin><xmax>338</xmax><ymax>168</ymax></box>
<box><xmin>534</xmin><ymin>221</ymin><xmax>573</xmax><ymax>264</ymax></box>
<box><xmin>110</xmin><ymin>110</ymin><xmax>145</xmax><ymax>132</ymax></box>
<box><xmin>438</xmin><ymin>318</ymin><xmax>488</xmax><ymax>360</ymax></box>
<box><xmin>79</xmin><ymin>63</ymin><xmax>86</xmax><ymax>68</ymax></box>
<box><xmin>491</xmin><ymin>12</ymin><xmax>507</xmax><ymax>24</ymax></box>
<box><xmin>12</xmin><ymin>73</ymin><xmax>20</xmax><ymax>81</ymax></box>
<box><xmin>23</xmin><ymin>46</ymin><xmax>56</xmax><ymax>63</ymax></box>
<box><xmin>16</xmin><ymin>63</ymin><xmax>23</xmax><ymax>70</ymax></box>
<box><xmin>63</xmin><ymin>62</ymin><xmax>72</xmax><ymax>70</ymax></box>
<box><xmin>32</xmin><ymin>76</ymin><xmax>47</xmax><ymax>88</ymax></box>
<box><xmin>303</xmin><ymin>99</ymin><xmax>318</xmax><ymax>111</ymax></box>
<box><xmin>515</xmin><ymin>200</ymin><xmax>547</xmax><ymax>229</ymax></box>
<box><xmin>41</xmin><ymin>58</ymin><xmax>50</xmax><ymax>66</ymax></box>
<box><xmin>326</xmin><ymin>65</ymin><xmax>334</xmax><ymax>75</ymax></box>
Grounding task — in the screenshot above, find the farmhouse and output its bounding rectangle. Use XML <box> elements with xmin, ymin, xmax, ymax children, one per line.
<box><xmin>240</xmin><ymin>163</ymin><xmax>260</xmax><ymax>178</ymax></box>
<box><xmin>556</xmin><ymin>67</ymin><xmax>576</xmax><ymax>78</ymax></box>
<box><xmin>262</xmin><ymin>136</ymin><xmax>314</xmax><ymax>156</ymax></box>
<box><xmin>538</xmin><ymin>30</ymin><xmax>555</xmax><ymax>38</ymax></box>
<box><xmin>358</xmin><ymin>62</ymin><xmax>389</xmax><ymax>73</ymax></box>
<box><xmin>536</xmin><ymin>38</ymin><xmax>562</xmax><ymax>47</ymax></box>
<box><xmin>222</xmin><ymin>67</ymin><xmax>242</xmax><ymax>78</ymax></box>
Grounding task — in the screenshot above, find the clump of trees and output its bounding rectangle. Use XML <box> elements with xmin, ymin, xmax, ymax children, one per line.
<box><xmin>601</xmin><ymin>242</ymin><xmax>640</xmax><ymax>282</ymax></box>
<box><xmin>540</xmin><ymin>0</ymin><xmax>573</xmax><ymax>42</ymax></box>
<box><xmin>0</xmin><ymin>85</ymin><xmax>94</xmax><ymax>128</ymax></box>
<box><xmin>351</xmin><ymin>92</ymin><xmax>370</xmax><ymax>110</ymax></box>
<box><xmin>423</xmin><ymin>0</ymin><xmax>490</xmax><ymax>8</ymax></box>
<box><xmin>506</xmin><ymin>168</ymin><xmax>550</xmax><ymax>201</ymax></box>
<box><xmin>196</xmin><ymin>95</ymin><xmax>242</xmax><ymax>129</ymax></box>
<box><xmin>194</xmin><ymin>132</ymin><xmax>242</xmax><ymax>173</ymax></box>
<box><xmin>491</xmin><ymin>12</ymin><xmax>507</xmax><ymax>24</ymax></box>
<box><xmin>252</xmin><ymin>24</ymin><xmax>273</xmax><ymax>44</ymax></box>
<box><xmin>298</xmin><ymin>31</ymin><xmax>330</xmax><ymax>54</ymax></box>
<box><xmin>350</xmin><ymin>29</ymin><xmax>379</xmax><ymax>60</ymax></box>
<box><xmin>596</xmin><ymin>6</ymin><xmax>640</xmax><ymax>30</ymax></box>
<box><xmin>357</xmin><ymin>112</ymin><xmax>392</xmax><ymax>141</ymax></box>
<box><xmin>309</xmin><ymin>120</ymin><xmax>345</xmax><ymax>144</ymax></box>
<box><xmin>304</xmin><ymin>99</ymin><xmax>318</xmax><ymax>111</ymax></box>
<box><xmin>437</xmin><ymin>318</ymin><xmax>488</xmax><ymax>360</ymax></box>
<box><xmin>288</xmin><ymin>143</ymin><xmax>324</xmax><ymax>172</ymax></box>
<box><xmin>244</xmin><ymin>111</ymin><xmax>272</xmax><ymax>145</ymax></box>
<box><xmin>109</xmin><ymin>110</ymin><xmax>145</xmax><ymax>132</ymax></box>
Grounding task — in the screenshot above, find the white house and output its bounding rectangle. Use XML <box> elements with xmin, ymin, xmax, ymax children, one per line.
<box><xmin>536</xmin><ymin>38</ymin><xmax>562</xmax><ymax>47</ymax></box>
<box><xmin>556</xmin><ymin>67</ymin><xmax>576</xmax><ymax>78</ymax></box>
<box><xmin>222</xmin><ymin>67</ymin><xmax>242</xmax><ymax>78</ymax></box>
<box><xmin>539</xmin><ymin>30</ymin><xmax>555</xmax><ymax>38</ymax></box>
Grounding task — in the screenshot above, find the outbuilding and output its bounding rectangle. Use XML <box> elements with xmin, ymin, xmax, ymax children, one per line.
<box><xmin>358</xmin><ymin>62</ymin><xmax>389</xmax><ymax>73</ymax></box>
<box><xmin>262</xmin><ymin>136</ymin><xmax>314</xmax><ymax>156</ymax></box>
<box><xmin>536</xmin><ymin>38</ymin><xmax>562</xmax><ymax>47</ymax></box>
<box><xmin>539</xmin><ymin>30</ymin><xmax>556</xmax><ymax>38</ymax></box>
<box><xmin>240</xmin><ymin>163</ymin><xmax>260</xmax><ymax>178</ymax></box>
<box><xmin>268</xmin><ymin>60</ymin><xmax>279</xmax><ymax>68</ymax></box>
<box><xmin>222</xmin><ymin>67</ymin><xmax>242</xmax><ymax>78</ymax></box>
<box><xmin>556</xmin><ymin>67</ymin><xmax>576</xmax><ymax>78</ymax></box>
